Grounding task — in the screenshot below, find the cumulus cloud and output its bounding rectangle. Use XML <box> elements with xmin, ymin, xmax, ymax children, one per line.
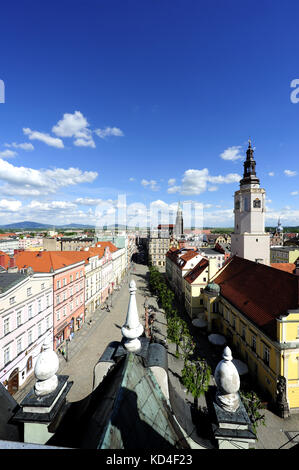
<box><xmin>284</xmin><ymin>169</ymin><xmax>297</xmax><ymax>177</ymax></box>
<box><xmin>23</xmin><ymin>128</ymin><xmax>64</xmax><ymax>148</ymax></box>
<box><xmin>220</xmin><ymin>146</ymin><xmax>243</xmax><ymax>161</ymax></box>
<box><xmin>94</xmin><ymin>127</ymin><xmax>124</xmax><ymax>139</ymax></box>
<box><xmin>0</xmin><ymin>158</ymin><xmax>98</xmax><ymax>196</ymax></box>
<box><xmin>268</xmin><ymin>172</ymin><xmax>275</xmax><ymax>176</ymax></box>
<box><xmin>0</xmin><ymin>199</ymin><xmax>22</xmax><ymax>212</ymax></box>
<box><xmin>28</xmin><ymin>200</ymin><xmax>77</xmax><ymax>211</ymax></box>
<box><xmin>129</xmin><ymin>177</ymin><xmax>136</xmax><ymax>182</ymax></box>
<box><xmin>52</xmin><ymin>111</ymin><xmax>96</xmax><ymax>148</ymax></box>
<box><xmin>168</xmin><ymin>178</ymin><xmax>176</xmax><ymax>186</ymax></box>
<box><xmin>168</xmin><ymin>169</ymin><xmax>241</xmax><ymax>195</ymax></box>
<box><xmin>291</xmin><ymin>191</ymin><xmax>298</xmax><ymax>196</ymax></box>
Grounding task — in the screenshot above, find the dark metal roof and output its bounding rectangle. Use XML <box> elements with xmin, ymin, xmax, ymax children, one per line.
<box><xmin>0</xmin><ymin>272</ymin><xmax>27</xmax><ymax>293</ymax></box>
<box><xmin>48</xmin><ymin>353</ymin><xmax>189</xmax><ymax>449</ymax></box>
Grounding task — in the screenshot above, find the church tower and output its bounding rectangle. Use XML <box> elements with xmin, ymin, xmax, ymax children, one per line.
<box><xmin>230</xmin><ymin>140</ymin><xmax>270</xmax><ymax>265</ymax></box>
<box><xmin>175</xmin><ymin>201</ymin><xmax>184</xmax><ymax>239</ymax></box>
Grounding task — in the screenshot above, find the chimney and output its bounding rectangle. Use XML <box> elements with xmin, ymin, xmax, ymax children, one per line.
<box><xmin>0</xmin><ymin>254</ymin><xmax>6</xmax><ymax>269</ymax></box>
<box><xmin>7</xmin><ymin>256</ymin><xmax>18</xmax><ymax>273</ymax></box>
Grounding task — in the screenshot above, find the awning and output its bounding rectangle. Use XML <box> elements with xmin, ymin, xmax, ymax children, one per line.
<box><xmin>55</xmin><ymin>321</ymin><xmax>68</xmax><ymax>336</ymax></box>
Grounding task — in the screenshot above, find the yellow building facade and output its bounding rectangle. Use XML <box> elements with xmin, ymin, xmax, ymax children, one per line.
<box><xmin>204</xmin><ymin>279</ymin><xmax>299</xmax><ymax>416</ymax></box>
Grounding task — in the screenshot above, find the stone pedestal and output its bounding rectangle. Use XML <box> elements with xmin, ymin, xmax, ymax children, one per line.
<box><xmin>12</xmin><ymin>375</ymin><xmax>73</xmax><ymax>445</ymax></box>
<box><xmin>212</xmin><ymin>393</ymin><xmax>256</xmax><ymax>449</ymax></box>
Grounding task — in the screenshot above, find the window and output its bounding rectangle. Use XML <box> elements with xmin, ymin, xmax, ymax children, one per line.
<box><xmin>17</xmin><ymin>311</ymin><xmax>22</xmax><ymax>327</ymax></box>
<box><xmin>38</xmin><ymin>322</ymin><xmax>42</xmax><ymax>337</ymax></box>
<box><xmin>70</xmin><ymin>274</ymin><xmax>73</xmax><ymax>282</ymax></box>
<box><xmin>46</xmin><ymin>315</ymin><xmax>50</xmax><ymax>330</ymax></box>
<box><xmin>63</xmin><ymin>278</ymin><xmax>66</xmax><ymax>286</ymax></box>
<box><xmin>17</xmin><ymin>337</ymin><xmax>22</xmax><ymax>355</ymax></box>
<box><xmin>253</xmin><ymin>198</ymin><xmax>261</xmax><ymax>208</ymax></box>
<box><xmin>3</xmin><ymin>317</ymin><xmax>10</xmax><ymax>336</ymax></box>
<box><xmin>56</xmin><ymin>294</ymin><xmax>60</xmax><ymax>305</ymax></box>
<box><xmin>41</xmin><ymin>283</ymin><xmax>45</xmax><ymax>290</ymax></box>
<box><xmin>28</xmin><ymin>304</ymin><xmax>33</xmax><ymax>319</ymax></box>
<box><xmin>76</xmin><ymin>272</ymin><xmax>79</xmax><ymax>280</ymax></box>
<box><xmin>242</xmin><ymin>325</ymin><xmax>246</xmax><ymax>340</ymax></box>
<box><xmin>63</xmin><ymin>307</ymin><xmax>66</xmax><ymax>317</ymax></box>
<box><xmin>27</xmin><ymin>287</ymin><xmax>32</xmax><ymax>296</ymax></box>
<box><xmin>9</xmin><ymin>296</ymin><xmax>15</xmax><ymax>305</ymax></box>
<box><xmin>56</xmin><ymin>311</ymin><xmax>60</xmax><ymax>322</ymax></box>
<box><xmin>38</xmin><ymin>299</ymin><xmax>42</xmax><ymax>313</ymax></box>
<box><xmin>232</xmin><ymin>315</ymin><xmax>236</xmax><ymax>329</ymax></box>
<box><xmin>263</xmin><ymin>344</ymin><xmax>270</xmax><ymax>366</ymax></box>
<box><xmin>57</xmin><ymin>280</ymin><xmax>61</xmax><ymax>289</ymax></box>
<box><xmin>26</xmin><ymin>356</ymin><xmax>32</xmax><ymax>372</ymax></box>
<box><xmin>4</xmin><ymin>347</ymin><xmax>10</xmax><ymax>365</ymax></box>
<box><xmin>28</xmin><ymin>328</ymin><xmax>33</xmax><ymax>345</ymax></box>
<box><xmin>252</xmin><ymin>335</ymin><xmax>256</xmax><ymax>352</ymax></box>
<box><xmin>46</xmin><ymin>295</ymin><xmax>50</xmax><ymax>307</ymax></box>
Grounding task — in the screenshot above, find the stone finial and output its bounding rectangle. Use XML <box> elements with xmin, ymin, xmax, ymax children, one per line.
<box><xmin>121</xmin><ymin>280</ymin><xmax>144</xmax><ymax>352</ymax></box>
<box><xmin>214</xmin><ymin>346</ymin><xmax>240</xmax><ymax>413</ymax></box>
<box><xmin>34</xmin><ymin>336</ymin><xmax>59</xmax><ymax>397</ymax></box>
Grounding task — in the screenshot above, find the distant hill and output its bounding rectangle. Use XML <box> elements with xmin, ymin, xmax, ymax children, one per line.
<box><xmin>0</xmin><ymin>221</ymin><xmax>95</xmax><ymax>230</ymax></box>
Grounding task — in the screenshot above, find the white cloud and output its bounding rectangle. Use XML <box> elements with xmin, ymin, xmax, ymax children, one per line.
<box><xmin>52</xmin><ymin>111</ymin><xmax>89</xmax><ymax>137</ymax></box>
<box><xmin>28</xmin><ymin>200</ymin><xmax>77</xmax><ymax>211</ymax></box>
<box><xmin>0</xmin><ymin>199</ymin><xmax>22</xmax><ymax>212</ymax></box>
<box><xmin>291</xmin><ymin>191</ymin><xmax>298</xmax><ymax>196</ymax></box>
<box><xmin>94</xmin><ymin>127</ymin><xmax>124</xmax><ymax>139</ymax></box>
<box><xmin>0</xmin><ymin>158</ymin><xmax>98</xmax><ymax>196</ymax></box>
<box><xmin>284</xmin><ymin>169</ymin><xmax>297</xmax><ymax>177</ymax></box>
<box><xmin>141</xmin><ymin>179</ymin><xmax>159</xmax><ymax>191</ymax></box>
<box><xmin>208</xmin><ymin>186</ymin><xmax>218</xmax><ymax>192</ymax></box>
<box><xmin>76</xmin><ymin>197</ymin><xmax>108</xmax><ymax>206</ymax></box>
<box><xmin>168</xmin><ymin>178</ymin><xmax>176</xmax><ymax>186</ymax></box>
<box><xmin>5</xmin><ymin>142</ymin><xmax>34</xmax><ymax>151</ymax></box>
<box><xmin>52</xmin><ymin>111</ymin><xmax>96</xmax><ymax>148</ymax></box>
<box><xmin>23</xmin><ymin>128</ymin><xmax>64</xmax><ymax>148</ymax></box>
<box><xmin>0</xmin><ymin>149</ymin><xmax>17</xmax><ymax>158</ymax></box>
<box><xmin>268</xmin><ymin>172</ymin><xmax>275</xmax><ymax>176</ymax></box>
<box><xmin>220</xmin><ymin>146</ymin><xmax>243</xmax><ymax>161</ymax></box>
<box><xmin>170</xmin><ymin>169</ymin><xmax>241</xmax><ymax>195</ymax></box>
<box><xmin>129</xmin><ymin>177</ymin><xmax>136</xmax><ymax>182</ymax></box>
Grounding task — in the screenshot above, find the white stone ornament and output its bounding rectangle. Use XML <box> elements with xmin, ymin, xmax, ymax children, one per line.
<box><xmin>121</xmin><ymin>280</ymin><xmax>144</xmax><ymax>352</ymax></box>
<box><xmin>214</xmin><ymin>346</ymin><xmax>240</xmax><ymax>413</ymax></box>
<box><xmin>34</xmin><ymin>336</ymin><xmax>59</xmax><ymax>397</ymax></box>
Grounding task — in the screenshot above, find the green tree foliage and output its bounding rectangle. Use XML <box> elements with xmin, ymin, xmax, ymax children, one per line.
<box><xmin>181</xmin><ymin>359</ymin><xmax>211</xmax><ymax>409</ymax></box>
<box><xmin>239</xmin><ymin>390</ymin><xmax>266</xmax><ymax>434</ymax></box>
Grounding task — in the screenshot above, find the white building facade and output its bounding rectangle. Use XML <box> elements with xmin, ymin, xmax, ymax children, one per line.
<box><xmin>230</xmin><ymin>140</ymin><xmax>270</xmax><ymax>265</ymax></box>
<box><xmin>0</xmin><ymin>272</ymin><xmax>53</xmax><ymax>395</ymax></box>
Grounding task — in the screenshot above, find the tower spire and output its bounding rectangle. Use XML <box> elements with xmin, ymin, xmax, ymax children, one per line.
<box><xmin>240</xmin><ymin>139</ymin><xmax>260</xmax><ymax>186</ymax></box>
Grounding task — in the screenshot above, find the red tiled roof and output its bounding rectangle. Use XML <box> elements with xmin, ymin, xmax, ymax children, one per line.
<box><xmin>213</xmin><ymin>256</ymin><xmax>299</xmax><ymax>340</ymax></box>
<box><xmin>184</xmin><ymin>258</ymin><xmax>209</xmax><ymax>284</ymax></box>
<box><xmin>95</xmin><ymin>241</ymin><xmax>118</xmax><ymax>253</ymax></box>
<box><xmin>270</xmin><ymin>263</ymin><xmax>296</xmax><ymax>274</ymax></box>
<box><xmin>11</xmin><ymin>251</ymin><xmax>86</xmax><ymax>273</ymax></box>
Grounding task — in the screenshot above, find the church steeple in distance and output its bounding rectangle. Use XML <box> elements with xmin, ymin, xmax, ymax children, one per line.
<box><xmin>240</xmin><ymin>139</ymin><xmax>260</xmax><ymax>186</ymax></box>
<box><xmin>175</xmin><ymin>201</ymin><xmax>184</xmax><ymax>239</ymax></box>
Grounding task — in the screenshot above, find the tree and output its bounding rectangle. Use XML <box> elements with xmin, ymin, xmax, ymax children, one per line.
<box><xmin>239</xmin><ymin>390</ymin><xmax>266</xmax><ymax>434</ymax></box>
<box><xmin>181</xmin><ymin>359</ymin><xmax>211</xmax><ymax>410</ymax></box>
<box><xmin>167</xmin><ymin>315</ymin><xmax>189</xmax><ymax>358</ymax></box>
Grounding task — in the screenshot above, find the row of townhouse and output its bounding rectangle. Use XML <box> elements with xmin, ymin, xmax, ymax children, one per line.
<box><xmin>165</xmin><ymin>247</ymin><xmax>218</xmax><ymax>318</ymax></box>
<box><xmin>0</xmin><ymin>241</ymin><xmax>128</xmax><ymax>396</ymax></box>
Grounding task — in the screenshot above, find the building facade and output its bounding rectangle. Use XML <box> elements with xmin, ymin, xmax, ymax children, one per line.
<box><xmin>0</xmin><ymin>272</ymin><xmax>53</xmax><ymax>395</ymax></box>
<box><xmin>203</xmin><ymin>256</ymin><xmax>299</xmax><ymax>415</ymax></box>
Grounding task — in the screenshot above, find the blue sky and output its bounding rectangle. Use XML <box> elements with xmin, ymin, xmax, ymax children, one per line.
<box><xmin>0</xmin><ymin>0</ymin><xmax>299</xmax><ymax>227</ymax></box>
